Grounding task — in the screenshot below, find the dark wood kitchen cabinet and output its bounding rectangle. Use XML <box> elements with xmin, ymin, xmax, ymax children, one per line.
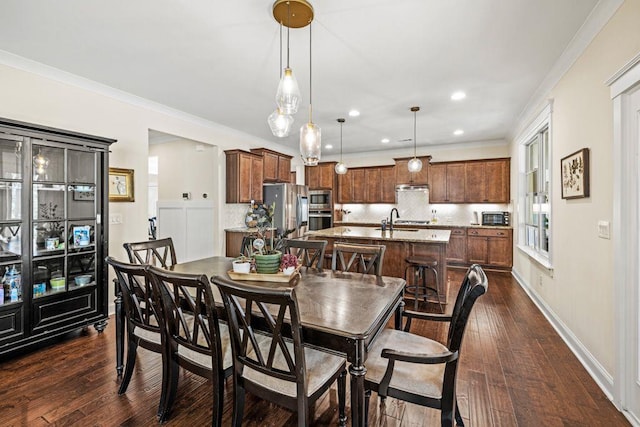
<box><xmin>305</xmin><ymin>162</ymin><xmax>336</xmax><ymax>190</ymax></box>
<box><xmin>394</xmin><ymin>156</ymin><xmax>431</xmax><ymax>185</ymax></box>
<box><xmin>337</xmin><ymin>168</ymin><xmax>366</xmax><ymax>203</ymax></box>
<box><xmin>225</xmin><ymin>150</ymin><xmax>263</xmax><ymax>203</ymax></box>
<box><xmin>429</xmin><ymin>162</ymin><xmax>465</xmax><ymax>203</ymax></box>
<box><xmin>445</xmin><ymin>227</ymin><xmax>467</xmax><ymax>264</ymax></box>
<box><xmin>250</xmin><ymin>148</ymin><xmax>292</xmax><ymax>183</ymax></box>
<box><xmin>0</xmin><ymin>117</ymin><xmax>114</xmax><ymax>357</ymax></box>
<box><xmin>466</xmin><ymin>227</ymin><xmax>512</xmax><ymax>268</ymax></box>
<box><xmin>465</xmin><ymin>158</ymin><xmax>510</xmax><ymax>203</ymax></box>
<box><xmin>380</xmin><ymin>166</ymin><xmax>396</xmax><ymax>203</ymax></box>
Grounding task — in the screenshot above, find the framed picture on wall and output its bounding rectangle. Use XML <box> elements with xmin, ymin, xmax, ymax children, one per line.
<box><xmin>561</xmin><ymin>148</ymin><xmax>589</xmax><ymax>199</ymax></box>
<box><xmin>108</xmin><ymin>167</ymin><xmax>135</xmax><ymax>202</ymax></box>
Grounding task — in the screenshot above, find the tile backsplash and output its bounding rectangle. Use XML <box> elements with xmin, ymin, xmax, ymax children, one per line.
<box><xmin>338</xmin><ymin>190</ymin><xmax>510</xmax><ymax>225</ymax></box>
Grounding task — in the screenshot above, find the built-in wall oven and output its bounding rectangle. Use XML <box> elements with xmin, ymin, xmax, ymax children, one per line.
<box><xmin>309</xmin><ymin>209</ymin><xmax>333</xmax><ymax>231</ymax></box>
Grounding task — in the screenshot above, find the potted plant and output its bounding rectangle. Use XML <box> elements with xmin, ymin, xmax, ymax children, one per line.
<box><xmin>248</xmin><ymin>202</ymin><xmax>296</xmax><ymax>274</ymax></box>
<box><xmin>232</xmin><ymin>254</ymin><xmax>252</xmax><ymax>274</ymax></box>
<box><xmin>36</xmin><ymin>202</ymin><xmax>64</xmax><ymax>250</ymax></box>
<box><xmin>280</xmin><ymin>253</ymin><xmax>298</xmax><ymax>275</ymax></box>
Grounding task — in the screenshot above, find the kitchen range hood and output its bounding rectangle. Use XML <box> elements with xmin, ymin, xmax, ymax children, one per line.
<box><xmin>395</xmin><ymin>183</ymin><xmax>429</xmax><ymax>192</ymax></box>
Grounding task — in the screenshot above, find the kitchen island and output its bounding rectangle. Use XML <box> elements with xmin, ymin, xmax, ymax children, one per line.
<box><xmin>307</xmin><ymin>226</ymin><xmax>451</xmax><ymax>304</ymax></box>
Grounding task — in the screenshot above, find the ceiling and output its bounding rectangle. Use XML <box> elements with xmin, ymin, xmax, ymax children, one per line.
<box><xmin>0</xmin><ymin>0</ymin><xmax>603</xmax><ymax>154</ymax></box>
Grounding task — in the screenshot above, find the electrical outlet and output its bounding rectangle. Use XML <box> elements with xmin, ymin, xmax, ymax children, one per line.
<box><xmin>538</xmin><ymin>274</ymin><xmax>543</xmax><ymax>287</ymax></box>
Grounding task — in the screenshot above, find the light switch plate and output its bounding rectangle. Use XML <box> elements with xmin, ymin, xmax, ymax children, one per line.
<box><xmin>598</xmin><ymin>220</ymin><xmax>610</xmax><ymax>239</ymax></box>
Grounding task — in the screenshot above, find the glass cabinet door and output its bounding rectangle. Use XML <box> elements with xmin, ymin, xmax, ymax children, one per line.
<box><xmin>0</xmin><ymin>136</ymin><xmax>23</xmax><ymax>305</ymax></box>
<box><xmin>31</xmin><ymin>145</ymin><xmax>99</xmax><ymax>298</ymax></box>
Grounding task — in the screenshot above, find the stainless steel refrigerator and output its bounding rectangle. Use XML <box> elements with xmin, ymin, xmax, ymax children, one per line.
<box><xmin>263</xmin><ymin>183</ymin><xmax>309</xmax><ymax>239</ymax></box>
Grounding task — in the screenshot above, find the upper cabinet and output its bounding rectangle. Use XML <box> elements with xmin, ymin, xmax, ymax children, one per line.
<box><xmin>428</xmin><ymin>162</ymin><xmax>465</xmax><ymax>203</ymax></box>
<box><xmin>394</xmin><ymin>156</ymin><xmax>431</xmax><ymax>185</ymax></box>
<box><xmin>225</xmin><ymin>150</ymin><xmax>263</xmax><ymax>203</ymax></box>
<box><xmin>464</xmin><ymin>158</ymin><xmax>510</xmax><ymax>203</ymax></box>
<box><xmin>429</xmin><ymin>158</ymin><xmax>510</xmax><ymax>204</ymax></box>
<box><xmin>249</xmin><ymin>148</ymin><xmax>292</xmax><ymax>183</ymax></box>
<box><xmin>305</xmin><ymin>162</ymin><xmax>336</xmax><ymax>190</ymax></box>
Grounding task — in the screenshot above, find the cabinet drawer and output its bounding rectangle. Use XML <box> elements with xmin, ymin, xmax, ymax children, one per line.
<box><xmin>31</xmin><ymin>287</ymin><xmax>98</xmax><ymax>334</ymax></box>
<box><xmin>467</xmin><ymin>228</ymin><xmax>511</xmax><ymax>238</ymax></box>
<box><xmin>450</xmin><ymin>228</ymin><xmax>466</xmax><ymax>236</ymax></box>
<box><xmin>0</xmin><ymin>304</ymin><xmax>25</xmax><ymax>345</ymax></box>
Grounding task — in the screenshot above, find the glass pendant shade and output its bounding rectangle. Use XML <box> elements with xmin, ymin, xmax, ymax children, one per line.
<box><xmin>335</xmin><ymin>162</ymin><xmax>348</xmax><ymax>175</ymax></box>
<box><xmin>267</xmin><ymin>108</ymin><xmax>294</xmax><ymax>137</ymax></box>
<box><xmin>408</xmin><ymin>156</ymin><xmax>422</xmax><ymax>172</ymax></box>
<box><xmin>276</xmin><ymin>68</ymin><xmax>301</xmax><ymax>115</ymax></box>
<box><xmin>300</xmin><ymin>122</ymin><xmax>321</xmax><ymax>165</ymax></box>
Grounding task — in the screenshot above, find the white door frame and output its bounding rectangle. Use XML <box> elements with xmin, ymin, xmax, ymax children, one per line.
<box><xmin>609</xmin><ymin>52</ymin><xmax>640</xmax><ymax>426</ymax></box>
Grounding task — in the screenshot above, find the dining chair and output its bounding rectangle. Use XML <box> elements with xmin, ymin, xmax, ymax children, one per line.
<box><xmin>147</xmin><ymin>265</ymin><xmax>233</xmax><ymax>425</ymax></box>
<box><xmin>282</xmin><ymin>238</ymin><xmax>327</xmax><ymax>271</ymax></box>
<box><xmin>105</xmin><ymin>256</ymin><xmax>168</xmax><ymax>419</ymax></box>
<box><xmin>123</xmin><ymin>237</ymin><xmax>177</xmax><ymax>268</ymax></box>
<box><xmin>212</xmin><ymin>275</ymin><xmax>347</xmax><ymax>427</ymax></box>
<box><xmin>331</xmin><ymin>242</ymin><xmax>386</xmax><ymax>276</ymax></box>
<box><xmin>363</xmin><ymin>264</ymin><xmax>488</xmax><ymax>427</ymax></box>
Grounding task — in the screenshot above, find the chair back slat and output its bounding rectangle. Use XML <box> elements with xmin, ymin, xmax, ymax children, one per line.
<box><xmin>147</xmin><ymin>265</ymin><xmax>224</xmax><ymax>371</ymax></box>
<box><xmin>124</xmin><ymin>237</ymin><xmax>177</xmax><ymax>268</ymax></box>
<box><xmin>213</xmin><ymin>276</ymin><xmax>306</xmax><ymax>389</ymax></box>
<box><xmin>332</xmin><ymin>242</ymin><xmax>386</xmax><ymax>276</ymax></box>
<box><xmin>446</xmin><ymin>264</ymin><xmax>488</xmax><ymax>351</ymax></box>
<box><xmin>282</xmin><ymin>239</ymin><xmax>327</xmax><ymax>271</ymax></box>
<box><xmin>106</xmin><ymin>256</ymin><xmax>159</xmax><ymax>333</ymax></box>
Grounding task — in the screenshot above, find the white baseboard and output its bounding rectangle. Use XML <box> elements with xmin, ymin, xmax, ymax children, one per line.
<box><xmin>511</xmin><ymin>269</ymin><xmax>615</xmax><ymax>400</ymax></box>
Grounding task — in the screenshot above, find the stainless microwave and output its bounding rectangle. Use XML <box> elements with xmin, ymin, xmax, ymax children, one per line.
<box><xmin>309</xmin><ymin>190</ymin><xmax>332</xmax><ymax>209</ymax></box>
<box><xmin>482</xmin><ymin>211</ymin><xmax>510</xmax><ymax>226</ymax></box>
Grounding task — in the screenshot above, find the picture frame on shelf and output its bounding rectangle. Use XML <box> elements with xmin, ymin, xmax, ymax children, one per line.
<box><xmin>73</xmin><ymin>225</ymin><xmax>91</xmax><ymax>247</ymax></box>
<box><xmin>108</xmin><ymin>167</ymin><xmax>134</xmax><ymax>202</ymax></box>
<box><xmin>561</xmin><ymin>148</ymin><xmax>589</xmax><ymax>199</ymax></box>
<box><xmin>72</xmin><ymin>185</ymin><xmax>95</xmax><ymax>201</ymax></box>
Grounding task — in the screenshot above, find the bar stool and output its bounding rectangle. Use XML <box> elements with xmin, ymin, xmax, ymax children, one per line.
<box><xmin>404</xmin><ymin>256</ymin><xmax>443</xmax><ymax>312</ymax></box>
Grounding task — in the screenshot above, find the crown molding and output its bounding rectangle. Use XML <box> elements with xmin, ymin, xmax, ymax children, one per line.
<box><xmin>0</xmin><ymin>49</ymin><xmax>275</xmax><ymax>146</ymax></box>
<box><xmin>508</xmin><ymin>0</ymin><xmax>624</xmax><ymax>141</ymax></box>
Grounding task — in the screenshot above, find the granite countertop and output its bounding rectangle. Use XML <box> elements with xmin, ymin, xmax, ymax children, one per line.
<box><xmin>225</xmin><ymin>226</ymin><xmax>256</xmax><ymax>233</ymax></box>
<box><xmin>333</xmin><ymin>221</ymin><xmax>512</xmax><ymax>230</ymax></box>
<box><xmin>307</xmin><ymin>226</ymin><xmax>451</xmax><ymax>243</ymax></box>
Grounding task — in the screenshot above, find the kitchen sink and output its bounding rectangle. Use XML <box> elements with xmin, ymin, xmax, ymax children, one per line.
<box><xmin>374</xmin><ymin>228</ymin><xmax>420</xmax><ymax>232</ymax></box>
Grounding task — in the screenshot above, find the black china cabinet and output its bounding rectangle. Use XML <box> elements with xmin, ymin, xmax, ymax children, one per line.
<box><xmin>0</xmin><ymin>118</ymin><xmax>115</xmax><ymax>358</ymax></box>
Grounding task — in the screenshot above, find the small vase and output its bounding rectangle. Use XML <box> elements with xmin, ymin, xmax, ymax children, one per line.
<box><xmin>253</xmin><ymin>251</ymin><xmax>282</xmax><ymax>274</ymax></box>
<box><xmin>232</xmin><ymin>260</ymin><xmax>251</xmax><ymax>274</ymax></box>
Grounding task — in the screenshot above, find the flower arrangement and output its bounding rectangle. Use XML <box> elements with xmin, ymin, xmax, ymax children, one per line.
<box><xmin>247</xmin><ymin>201</ymin><xmax>295</xmax><ymax>256</ymax></box>
<box><xmin>280</xmin><ymin>253</ymin><xmax>298</xmax><ymax>269</ymax></box>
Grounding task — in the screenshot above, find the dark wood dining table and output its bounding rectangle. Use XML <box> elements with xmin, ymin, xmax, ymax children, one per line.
<box><xmin>114</xmin><ymin>256</ymin><xmax>406</xmax><ymax>427</ymax></box>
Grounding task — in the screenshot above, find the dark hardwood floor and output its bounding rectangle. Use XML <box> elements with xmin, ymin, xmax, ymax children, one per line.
<box><xmin>0</xmin><ymin>270</ymin><xmax>630</xmax><ymax>426</ymax></box>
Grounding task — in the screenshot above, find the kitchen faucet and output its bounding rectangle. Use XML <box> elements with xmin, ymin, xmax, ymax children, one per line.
<box><xmin>389</xmin><ymin>208</ymin><xmax>400</xmax><ymax>231</ymax></box>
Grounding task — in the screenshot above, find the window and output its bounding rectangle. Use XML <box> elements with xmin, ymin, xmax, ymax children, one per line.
<box><xmin>519</xmin><ymin>103</ymin><xmax>552</xmax><ymax>267</ymax></box>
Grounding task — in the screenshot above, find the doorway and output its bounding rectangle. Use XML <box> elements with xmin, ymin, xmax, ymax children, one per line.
<box><xmin>611</xmin><ymin>57</ymin><xmax>640</xmax><ymax>425</ymax></box>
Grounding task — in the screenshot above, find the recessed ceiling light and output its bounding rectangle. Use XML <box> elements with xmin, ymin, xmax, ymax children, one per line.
<box><xmin>325</xmin><ymin>144</ymin><xmax>333</xmax><ymax>149</ymax></box>
<box><xmin>453</xmin><ymin>129</ymin><xmax>464</xmax><ymax>136</ymax></box>
<box><xmin>381</xmin><ymin>138</ymin><xmax>390</xmax><ymax>144</ymax></box>
<box><xmin>348</xmin><ymin>110</ymin><xmax>360</xmax><ymax>117</ymax></box>
<box><xmin>451</xmin><ymin>91</ymin><xmax>466</xmax><ymax>101</ymax></box>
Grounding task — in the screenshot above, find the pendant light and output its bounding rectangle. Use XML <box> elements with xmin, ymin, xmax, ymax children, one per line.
<box><xmin>274</xmin><ymin>1</ymin><xmax>303</xmax><ymax>115</ymax></box>
<box><xmin>335</xmin><ymin>118</ymin><xmax>348</xmax><ymax>175</ymax></box>
<box><xmin>300</xmin><ymin>21</ymin><xmax>321</xmax><ymax>166</ymax></box>
<box><xmin>268</xmin><ymin>22</ymin><xmax>294</xmax><ymax>137</ymax></box>
<box><xmin>407</xmin><ymin>106</ymin><xmax>422</xmax><ymax>173</ymax></box>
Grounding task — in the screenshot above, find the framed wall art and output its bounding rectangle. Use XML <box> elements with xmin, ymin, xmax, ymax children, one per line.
<box><xmin>108</xmin><ymin>167</ymin><xmax>135</xmax><ymax>202</ymax></box>
<box><xmin>561</xmin><ymin>148</ymin><xmax>589</xmax><ymax>199</ymax></box>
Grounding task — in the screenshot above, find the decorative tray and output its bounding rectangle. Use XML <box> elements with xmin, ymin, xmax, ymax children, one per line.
<box><xmin>227</xmin><ymin>265</ymin><xmax>301</xmax><ymax>283</ymax></box>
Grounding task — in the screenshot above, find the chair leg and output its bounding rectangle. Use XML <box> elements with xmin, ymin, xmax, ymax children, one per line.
<box><xmin>158</xmin><ymin>358</ymin><xmax>179</xmax><ymax>422</ymax></box>
<box><xmin>118</xmin><ymin>338</ymin><xmax>138</xmax><ymax>395</ymax></box>
<box><xmin>364</xmin><ymin>389</ymin><xmax>371</xmax><ymax>427</ymax></box>
<box><xmin>232</xmin><ymin>378</ymin><xmax>245</xmax><ymax>427</ymax></box>
<box><xmin>212</xmin><ymin>372</ymin><xmax>225</xmax><ymax>427</ymax></box>
<box><xmin>338</xmin><ymin>370</ymin><xmax>347</xmax><ymax>426</ymax></box>
<box><xmin>157</xmin><ymin>347</ymin><xmax>170</xmax><ymax>418</ymax></box>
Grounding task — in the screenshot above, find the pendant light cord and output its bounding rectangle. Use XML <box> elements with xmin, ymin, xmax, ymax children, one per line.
<box><xmin>309</xmin><ymin>22</ymin><xmax>313</xmax><ymax>123</ymax></box>
<box><xmin>279</xmin><ymin>23</ymin><xmax>283</xmax><ymax>78</ymax></box>
<box><xmin>340</xmin><ymin>120</ymin><xmax>343</xmax><ymax>161</ymax></box>
<box><xmin>286</xmin><ymin>3</ymin><xmax>291</xmax><ymax>69</ymax></box>
<box><xmin>413</xmin><ymin>109</ymin><xmax>417</xmax><ymax>157</ymax></box>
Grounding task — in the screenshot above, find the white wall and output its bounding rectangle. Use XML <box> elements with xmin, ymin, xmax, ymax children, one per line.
<box><xmin>0</xmin><ymin>57</ymin><xmax>300</xmax><ymax>313</ymax></box>
<box><xmin>509</xmin><ymin>0</ymin><xmax>640</xmax><ymax>394</ymax></box>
